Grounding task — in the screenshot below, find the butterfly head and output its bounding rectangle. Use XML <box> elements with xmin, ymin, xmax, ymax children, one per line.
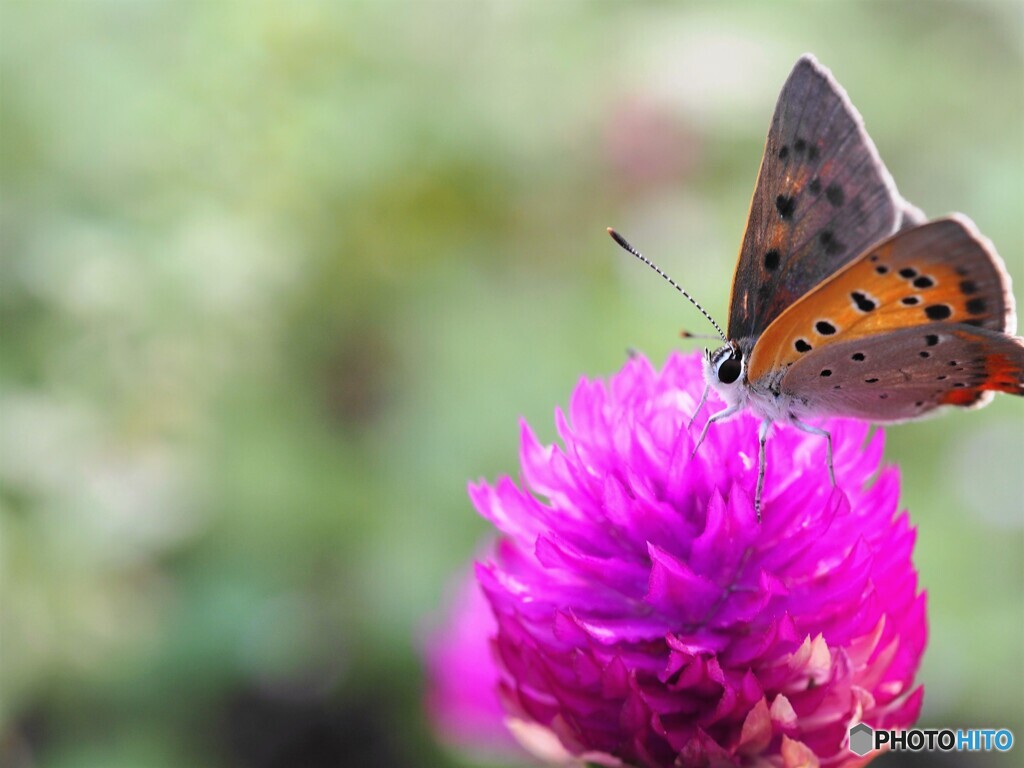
<box><xmin>703</xmin><ymin>341</ymin><xmax>753</xmax><ymax>409</ymax></box>
<box><xmin>709</xmin><ymin>342</ymin><xmax>743</xmax><ymax>383</ymax></box>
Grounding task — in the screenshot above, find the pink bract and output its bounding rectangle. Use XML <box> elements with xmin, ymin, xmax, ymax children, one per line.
<box><xmin>469</xmin><ymin>351</ymin><xmax>926</xmax><ymax>767</ymax></box>
<box><xmin>425</xmin><ymin>568</ymin><xmax>523</xmax><ymax>759</ymax></box>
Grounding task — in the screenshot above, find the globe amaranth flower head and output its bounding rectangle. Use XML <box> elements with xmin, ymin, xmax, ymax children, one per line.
<box><xmin>425</xmin><ymin>564</ymin><xmax>523</xmax><ymax>761</ymax></box>
<box><xmin>470</xmin><ymin>351</ymin><xmax>926</xmax><ymax>768</ymax></box>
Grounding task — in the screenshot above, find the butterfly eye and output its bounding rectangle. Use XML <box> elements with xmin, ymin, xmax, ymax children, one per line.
<box><xmin>717</xmin><ymin>355</ymin><xmax>742</xmax><ymax>385</ymax></box>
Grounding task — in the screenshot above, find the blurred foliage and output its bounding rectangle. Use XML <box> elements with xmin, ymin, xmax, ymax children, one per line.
<box><xmin>0</xmin><ymin>2</ymin><xmax>1021</xmax><ymax>767</ymax></box>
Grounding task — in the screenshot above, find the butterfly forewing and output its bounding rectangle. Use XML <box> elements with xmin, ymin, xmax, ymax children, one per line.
<box><xmin>746</xmin><ymin>216</ymin><xmax>1016</xmax><ymax>383</ymax></box>
<box><xmin>775</xmin><ymin>324</ymin><xmax>1024</xmax><ymax>421</ymax></box>
<box><xmin>898</xmin><ymin>200</ymin><xmax>927</xmax><ymax>231</ymax></box>
<box><xmin>728</xmin><ymin>54</ymin><xmax>909</xmax><ymax>340</ymax></box>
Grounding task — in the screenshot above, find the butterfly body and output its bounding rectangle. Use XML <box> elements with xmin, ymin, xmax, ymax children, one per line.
<box><xmin>703</xmin><ymin>343</ymin><xmax>809</xmax><ymax>427</ymax></box>
<box><xmin>672</xmin><ymin>54</ymin><xmax>1024</xmax><ymax>518</ymax></box>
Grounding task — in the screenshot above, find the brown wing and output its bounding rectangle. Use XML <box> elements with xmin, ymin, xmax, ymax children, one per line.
<box><xmin>728</xmin><ymin>54</ymin><xmax>912</xmax><ymax>340</ymax></box>
<box><xmin>775</xmin><ymin>324</ymin><xmax>1024</xmax><ymax>422</ymax></box>
<box><xmin>746</xmin><ymin>216</ymin><xmax>1016</xmax><ymax>384</ymax></box>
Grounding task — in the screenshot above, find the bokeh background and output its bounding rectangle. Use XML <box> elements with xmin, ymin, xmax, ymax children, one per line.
<box><xmin>1</xmin><ymin>2</ymin><xmax>1022</xmax><ymax>767</ymax></box>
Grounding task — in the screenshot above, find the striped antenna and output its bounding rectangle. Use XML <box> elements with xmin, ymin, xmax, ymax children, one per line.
<box><xmin>607</xmin><ymin>228</ymin><xmax>727</xmax><ymax>342</ymax></box>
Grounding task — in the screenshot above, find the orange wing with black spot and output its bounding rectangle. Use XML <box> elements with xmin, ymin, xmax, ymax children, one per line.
<box><xmin>746</xmin><ymin>215</ymin><xmax>1016</xmax><ymax>385</ymax></box>
<box><xmin>727</xmin><ymin>55</ymin><xmax>919</xmax><ymax>340</ymax></box>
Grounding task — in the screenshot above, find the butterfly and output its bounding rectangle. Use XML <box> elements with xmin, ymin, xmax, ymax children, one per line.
<box><xmin>610</xmin><ymin>53</ymin><xmax>1023</xmax><ymax>520</ymax></box>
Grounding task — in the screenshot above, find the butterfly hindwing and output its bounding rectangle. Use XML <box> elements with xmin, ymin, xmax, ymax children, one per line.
<box><xmin>774</xmin><ymin>323</ymin><xmax>1024</xmax><ymax>421</ymax></box>
<box><xmin>728</xmin><ymin>54</ymin><xmax>910</xmax><ymax>340</ymax></box>
<box><xmin>746</xmin><ymin>216</ymin><xmax>1016</xmax><ymax>384</ymax></box>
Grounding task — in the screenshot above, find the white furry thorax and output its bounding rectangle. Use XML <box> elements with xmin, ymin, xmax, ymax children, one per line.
<box><xmin>701</xmin><ymin>343</ymin><xmax>813</xmax><ymax>426</ymax></box>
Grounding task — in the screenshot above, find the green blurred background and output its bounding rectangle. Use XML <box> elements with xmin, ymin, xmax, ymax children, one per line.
<box><xmin>1</xmin><ymin>2</ymin><xmax>1021</xmax><ymax>767</ymax></box>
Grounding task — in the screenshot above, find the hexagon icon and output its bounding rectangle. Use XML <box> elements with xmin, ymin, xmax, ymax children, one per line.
<box><xmin>849</xmin><ymin>723</ymin><xmax>874</xmax><ymax>756</ymax></box>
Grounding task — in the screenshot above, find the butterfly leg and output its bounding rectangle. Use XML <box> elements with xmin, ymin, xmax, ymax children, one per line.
<box><xmin>755</xmin><ymin>419</ymin><xmax>770</xmax><ymax>523</ymax></box>
<box><xmin>691</xmin><ymin>402</ymin><xmax>742</xmax><ymax>459</ymax></box>
<box><xmin>791</xmin><ymin>418</ymin><xmax>835</xmax><ymax>486</ymax></box>
<box><xmin>687</xmin><ymin>384</ymin><xmax>710</xmax><ymax>429</ymax></box>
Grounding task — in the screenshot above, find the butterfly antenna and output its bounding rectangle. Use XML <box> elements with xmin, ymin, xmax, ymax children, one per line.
<box><xmin>607</xmin><ymin>228</ymin><xmax>727</xmax><ymax>342</ymax></box>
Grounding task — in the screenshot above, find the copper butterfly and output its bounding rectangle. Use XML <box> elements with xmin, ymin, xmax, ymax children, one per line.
<box><xmin>610</xmin><ymin>54</ymin><xmax>1023</xmax><ymax>520</ymax></box>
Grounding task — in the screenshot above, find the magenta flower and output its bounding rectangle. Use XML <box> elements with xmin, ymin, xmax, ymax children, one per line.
<box><xmin>469</xmin><ymin>351</ymin><xmax>926</xmax><ymax>767</ymax></box>
<box><xmin>424</xmin><ymin>565</ymin><xmax>523</xmax><ymax>760</ymax></box>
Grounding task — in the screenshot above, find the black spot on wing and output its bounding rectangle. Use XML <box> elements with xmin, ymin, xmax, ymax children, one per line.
<box><xmin>815</xmin><ymin>320</ymin><xmax>836</xmax><ymax>335</ymax></box>
<box><xmin>764</xmin><ymin>250</ymin><xmax>780</xmax><ymax>270</ymax></box>
<box><xmin>795</xmin><ymin>339</ymin><xmax>812</xmax><ymax>353</ymax></box>
<box><xmin>776</xmin><ymin>194</ymin><xmax>796</xmax><ymax>220</ymax></box>
<box><xmin>966</xmin><ymin>297</ymin><xmax>987</xmax><ymax>315</ymax></box>
<box><xmin>851</xmin><ymin>292</ymin><xmax>877</xmax><ymax>312</ymax></box>
<box><xmin>925</xmin><ymin>304</ymin><xmax>952</xmax><ymax>320</ymax></box>
<box><xmin>825</xmin><ymin>183</ymin><xmax>844</xmax><ymax>206</ymax></box>
<box><xmin>819</xmin><ymin>231</ymin><xmax>843</xmax><ymax>256</ymax></box>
